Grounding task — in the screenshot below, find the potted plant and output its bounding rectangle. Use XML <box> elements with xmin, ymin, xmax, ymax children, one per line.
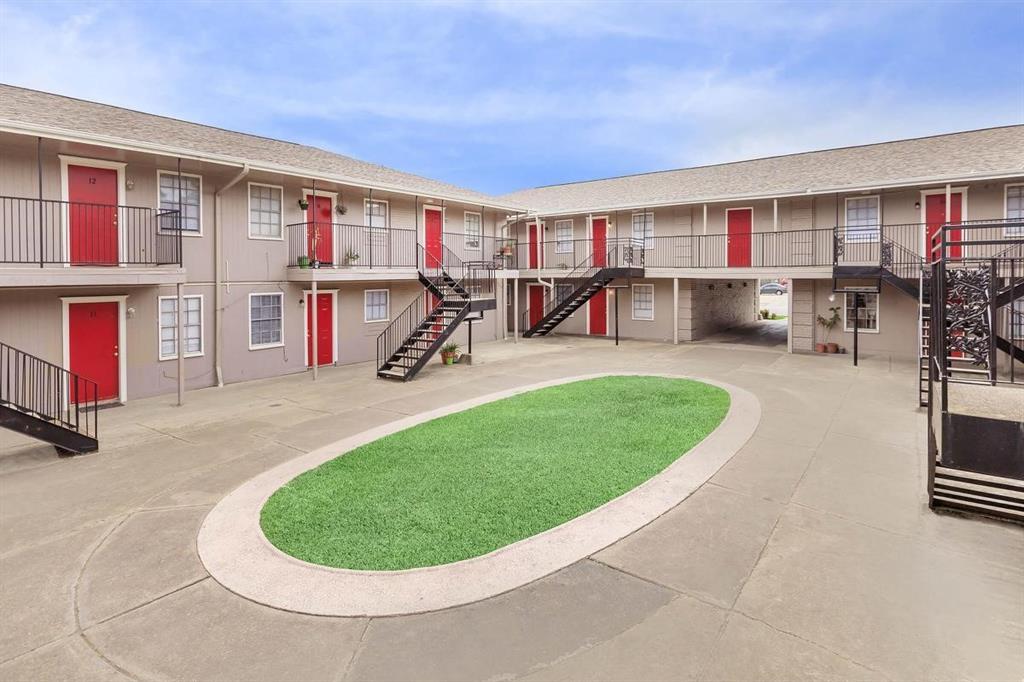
<box><xmin>816</xmin><ymin>306</ymin><xmax>841</xmax><ymax>353</ymax></box>
<box><xmin>336</xmin><ymin>204</ymin><xmax>348</xmax><ymax>216</ymax></box>
<box><xmin>344</xmin><ymin>248</ymin><xmax>360</xmax><ymax>266</ymax></box>
<box><xmin>440</xmin><ymin>341</ymin><xmax>459</xmax><ymax>365</ymax></box>
<box><xmin>298</xmin><ymin>198</ymin><xmax>309</xmax><ymax>210</ymax></box>
<box><xmin>297</xmin><ymin>255</ymin><xmax>310</xmax><ymax>269</ymax></box>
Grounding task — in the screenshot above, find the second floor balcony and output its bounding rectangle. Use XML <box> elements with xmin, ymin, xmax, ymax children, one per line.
<box><xmin>0</xmin><ymin>196</ymin><xmax>184</xmax><ymax>287</ymax></box>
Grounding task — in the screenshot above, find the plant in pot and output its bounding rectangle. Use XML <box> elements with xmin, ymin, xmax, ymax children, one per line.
<box><xmin>440</xmin><ymin>342</ymin><xmax>460</xmax><ymax>365</ymax></box>
<box><xmin>816</xmin><ymin>306</ymin><xmax>841</xmax><ymax>353</ymax></box>
<box><xmin>297</xmin><ymin>255</ymin><xmax>310</xmax><ymax>269</ymax></box>
<box><xmin>298</xmin><ymin>198</ymin><xmax>309</xmax><ymax>210</ymax></box>
<box><xmin>344</xmin><ymin>248</ymin><xmax>360</xmax><ymax>266</ymax></box>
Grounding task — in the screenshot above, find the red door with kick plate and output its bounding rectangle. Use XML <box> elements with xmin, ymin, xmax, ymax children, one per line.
<box><xmin>727</xmin><ymin>209</ymin><xmax>752</xmax><ymax>267</ymax></box>
<box><xmin>68</xmin><ymin>165</ymin><xmax>118</xmax><ymax>265</ymax></box>
<box><xmin>528</xmin><ymin>285</ymin><xmax>545</xmax><ymax>327</ymax></box>
<box><xmin>424</xmin><ymin>208</ymin><xmax>444</xmax><ymax>324</ymax></box>
<box><xmin>305</xmin><ymin>293</ymin><xmax>333</xmax><ymax>367</ymax></box>
<box><xmin>589</xmin><ymin>217</ymin><xmax>608</xmax><ymax>335</ymax></box>
<box><xmin>68</xmin><ymin>301</ymin><xmax>119</xmax><ymax>402</ymax></box>
<box><xmin>926</xmin><ymin>193</ymin><xmax>962</xmax><ymax>259</ymax></box>
<box><xmin>306</xmin><ymin>195</ymin><xmax>333</xmax><ymax>264</ymax></box>
<box><xmin>528</xmin><ymin>224</ymin><xmax>540</xmax><ymax>268</ymax></box>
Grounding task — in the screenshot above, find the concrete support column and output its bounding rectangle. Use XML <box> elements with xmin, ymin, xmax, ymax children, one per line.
<box><xmin>311</xmin><ymin>278</ymin><xmax>318</xmax><ymax>381</ymax></box>
<box><xmin>176</xmin><ymin>282</ymin><xmax>185</xmax><ymax>406</ymax></box>
<box><xmin>672</xmin><ymin>278</ymin><xmax>679</xmax><ymax>345</ymax></box>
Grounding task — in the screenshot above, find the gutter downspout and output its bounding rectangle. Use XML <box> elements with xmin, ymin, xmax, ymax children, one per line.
<box><xmin>214</xmin><ymin>164</ymin><xmax>250</xmax><ymax>387</ymax></box>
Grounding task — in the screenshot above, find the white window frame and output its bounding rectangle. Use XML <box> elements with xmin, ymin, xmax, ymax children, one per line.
<box><xmin>554</xmin><ymin>219</ymin><xmax>574</xmax><ymax>254</ymax></box>
<box><xmin>364</xmin><ymin>198</ymin><xmax>389</xmax><ymax>230</ymax></box>
<box><xmin>632</xmin><ymin>212</ymin><xmax>655</xmax><ymax>249</ymax></box>
<box><xmin>1005</xmin><ymin>183</ymin><xmax>1024</xmax><ymax>236</ymax></box>
<box><xmin>555</xmin><ymin>283</ymin><xmax>576</xmax><ymax>317</ymax></box>
<box><xmin>247</xmin><ymin>182</ymin><xmax>284</xmax><ymax>240</ymax></box>
<box><xmin>843</xmin><ymin>195</ymin><xmax>881</xmax><ymax>243</ymax></box>
<box><xmin>364</xmin><ymin>288</ymin><xmax>390</xmax><ymax>323</ymax></box>
<box><xmin>157</xmin><ymin>170</ymin><xmax>203</xmax><ymax>236</ymax></box>
<box><xmin>631</xmin><ymin>283</ymin><xmax>655</xmax><ymax>321</ymax></box>
<box><xmin>1012</xmin><ymin>298</ymin><xmax>1024</xmax><ymax>339</ymax></box>
<box><xmin>463</xmin><ymin>211</ymin><xmax>482</xmax><ymax>251</ymax></box>
<box><xmin>248</xmin><ymin>292</ymin><xmax>285</xmax><ymax>350</ymax></box>
<box><xmin>158</xmin><ymin>294</ymin><xmax>204</xmax><ymax>361</ymax></box>
<box><xmin>843</xmin><ymin>292</ymin><xmax>880</xmax><ymax>334</ymax></box>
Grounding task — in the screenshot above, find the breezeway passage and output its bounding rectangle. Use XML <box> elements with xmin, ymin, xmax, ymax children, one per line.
<box><xmin>260</xmin><ymin>376</ymin><xmax>729</xmax><ymax>570</ymax></box>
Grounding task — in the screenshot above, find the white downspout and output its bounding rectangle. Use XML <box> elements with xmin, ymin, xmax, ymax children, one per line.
<box><xmin>214</xmin><ymin>164</ymin><xmax>250</xmax><ymax>387</ymax></box>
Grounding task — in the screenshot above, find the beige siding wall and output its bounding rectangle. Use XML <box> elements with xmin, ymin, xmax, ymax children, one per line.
<box><xmin>810</xmin><ymin>280</ymin><xmax>919</xmax><ymax>357</ymax></box>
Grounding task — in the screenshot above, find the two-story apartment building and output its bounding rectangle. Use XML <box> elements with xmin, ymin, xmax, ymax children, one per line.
<box><xmin>1</xmin><ymin>85</ymin><xmax>1022</xmax><ymax>426</ymax></box>
<box><xmin>500</xmin><ymin>127</ymin><xmax>1024</xmax><ymax>372</ymax></box>
<box><xmin>0</xmin><ymin>85</ymin><xmax>524</xmax><ymax>411</ymax></box>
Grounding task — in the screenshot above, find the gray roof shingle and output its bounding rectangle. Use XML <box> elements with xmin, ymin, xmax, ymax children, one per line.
<box><xmin>500</xmin><ymin>126</ymin><xmax>1024</xmax><ymax>214</ymax></box>
<box><xmin>0</xmin><ymin>84</ymin><xmax>518</xmax><ymax>209</ymax></box>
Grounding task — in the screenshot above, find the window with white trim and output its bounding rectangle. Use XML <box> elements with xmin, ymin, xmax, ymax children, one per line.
<box><xmin>845</xmin><ymin>197</ymin><xmax>879</xmax><ymax>242</ymax></box>
<box><xmin>159</xmin><ymin>295</ymin><xmax>202</xmax><ymax>360</ymax></box>
<box><xmin>365</xmin><ymin>289</ymin><xmax>389</xmax><ymax>322</ymax></box>
<box><xmin>554</xmin><ymin>220</ymin><xmax>573</xmax><ymax>253</ymax></box>
<box><xmin>365</xmin><ymin>200</ymin><xmax>388</xmax><ymax>229</ymax></box>
<box><xmin>248</xmin><ymin>184</ymin><xmax>282</xmax><ymax>239</ymax></box>
<box><xmin>249</xmin><ymin>293</ymin><xmax>283</xmax><ymax>348</ymax></box>
<box><xmin>632</xmin><ymin>284</ymin><xmax>654</xmax><ymax>320</ymax></box>
<box><xmin>1006</xmin><ymin>185</ymin><xmax>1024</xmax><ymax>236</ymax></box>
<box><xmin>158</xmin><ymin>172</ymin><xmax>201</xmax><ymax>232</ymax></box>
<box><xmin>464</xmin><ymin>212</ymin><xmax>482</xmax><ymax>250</ymax></box>
<box><xmin>1013</xmin><ymin>299</ymin><xmax>1024</xmax><ymax>339</ymax></box>
<box><xmin>632</xmin><ymin>212</ymin><xmax>654</xmax><ymax>248</ymax></box>
<box><xmin>844</xmin><ymin>292</ymin><xmax>879</xmax><ymax>332</ymax></box>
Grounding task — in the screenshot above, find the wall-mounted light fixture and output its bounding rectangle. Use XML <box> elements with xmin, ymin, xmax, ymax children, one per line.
<box><xmin>914</xmin><ymin>201</ymin><xmax>921</xmax><ymax>210</ymax></box>
<box><xmin>125</xmin><ymin>179</ymin><xmax>135</xmax><ymax>191</ymax></box>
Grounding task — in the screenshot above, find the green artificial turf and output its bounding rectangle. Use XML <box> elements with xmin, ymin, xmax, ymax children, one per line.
<box><xmin>260</xmin><ymin>376</ymin><xmax>729</xmax><ymax>570</ymax></box>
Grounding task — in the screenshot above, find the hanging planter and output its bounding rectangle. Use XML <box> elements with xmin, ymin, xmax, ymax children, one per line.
<box><xmin>298</xmin><ymin>198</ymin><xmax>309</xmax><ymax>210</ymax></box>
<box><xmin>336</xmin><ymin>204</ymin><xmax>348</xmax><ymax>216</ymax></box>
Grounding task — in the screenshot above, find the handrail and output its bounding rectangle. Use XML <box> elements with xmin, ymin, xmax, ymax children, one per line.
<box><xmin>285</xmin><ymin>221</ymin><xmax>417</xmax><ymax>269</ymax></box>
<box><xmin>1</xmin><ymin>195</ymin><xmax>182</xmax><ymax>267</ymax></box>
<box><xmin>0</xmin><ymin>341</ymin><xmax>98</xmax><ymax>440</ymax></box>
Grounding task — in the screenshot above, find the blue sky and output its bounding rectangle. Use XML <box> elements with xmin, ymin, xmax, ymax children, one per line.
<box><xmin>1</xmin><ymin>1</ymin><xmax>1022</xmax><ymax>195</ymax></box>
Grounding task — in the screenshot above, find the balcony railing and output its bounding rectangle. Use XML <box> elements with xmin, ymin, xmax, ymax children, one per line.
<box><xmin>1</xmin><ymin>196</ymin><xmax>182</xmax><ymax>266</ymax></box>
<box><xmin>286</xmin><ymin>221</ymin><xmax>418</xmax><ymax>269</ymax></box>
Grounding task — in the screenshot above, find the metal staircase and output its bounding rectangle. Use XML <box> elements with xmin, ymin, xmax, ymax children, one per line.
<box><xmin>522</xmin><ymin>239</ymin><xmax>644</xmax><ymax>337</ymax></box>
<box><xmin>0</xmin><ymin>341</ymin><xmax>99</xmax><ymax>453</ymax></box>
<box><xmin>376</xmin><ymin>246</ymin><xmax>496</xmax><ymax>381</ymax></box>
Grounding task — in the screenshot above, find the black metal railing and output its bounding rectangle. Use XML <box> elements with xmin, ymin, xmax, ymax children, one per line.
<box><xmin>442</xmin><ymin>232</ymin><xmax>518</xmax><ymax>270</ymax></box>
<box><xmin>0</xmin><ymin>341</ymin><xmax>98</xmax><ymax>440</ymax></box>
<box><xmin>286</xmin><ymin>222</ymin><xmax>418</xmax><ymax>268</ymax></box>
<box><xmin>0</xmin><ymin>196</ymin><xmax>182</xmax><ymax>266</ymax></box>
<box><xmin>835</xmin><ymin>222</ymin><xmax>924</xmax><ymax>267</ymax></box>
<box><xmin>519</xmin><ymin>238</ymin><xmax>642</xmax><ymax>330</ymax></box>
<box><xmin>375</xmin><ymin>292</ymin><xmax>426</xmax><ymax>373</ymax></box>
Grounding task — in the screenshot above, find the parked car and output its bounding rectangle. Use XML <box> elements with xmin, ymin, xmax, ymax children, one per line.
<box><xmin>760</xmin><ymin>282</ymin><xmax>787</xmax><ymax>295</ymax></box>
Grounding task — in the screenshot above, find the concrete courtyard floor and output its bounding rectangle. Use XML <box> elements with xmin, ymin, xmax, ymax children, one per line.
<box><xmin>1</xmin><ymin>337</ymin><xmax>1022</xmax><ymax>681</ymax></box>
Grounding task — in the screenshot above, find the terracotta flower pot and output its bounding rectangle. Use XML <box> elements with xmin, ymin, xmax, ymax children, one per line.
<box><xmin>827</xmin><ymin>342</ymin><xmax>839</xmax><ymax>353</ymax></box>
<box><xmin>815</xmin><ymin>343</ymin><xmax>826</xmax><ymax>353</ymax></box>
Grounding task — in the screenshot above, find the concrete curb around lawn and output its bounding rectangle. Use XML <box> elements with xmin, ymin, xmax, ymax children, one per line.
<box><xmin>197</xmin><ymin>373</ymin><xmax>761</xmax><ymax>617</ymax></box>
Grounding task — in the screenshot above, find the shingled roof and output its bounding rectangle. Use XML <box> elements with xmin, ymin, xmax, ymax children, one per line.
<box><xmin>0</xmin><ymin>84</ymin><xmax>521</xmax><ymax>209</ymax></box>
<box><xmin>501</xmin><ymin>126</ymin><xmax>1024</xmax><ymax>215</ymax></box>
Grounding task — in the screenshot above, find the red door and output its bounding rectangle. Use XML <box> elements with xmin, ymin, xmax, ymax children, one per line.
<box><xmin>528</xmin><ymin>285</ymin><xmax>545</xmax><ymax>327</ymax></box>
<box><xmin>425</xmin><ymin>208</ymin><xmax>443</xmax><ymax>269</ymax></box>
<box><xmin>68</xmin><ymin>165</ymin><xmax>118</xmax><ymax>265</ymax></box>
<box><xmin>68</xmin><ymin>302</ymin><xmax>119</xmax><ymax>402</ymax></box>
<box><xmin>305</xmin><ymin>293</ymin><xmax>333</xmax><ymax>367</ymax></box>
<box><xmin>528</xmin><ymin>224</ymin><xmax>540</xmax><ymax>268</ymax></box>
<box><xmin>306</xmin><ymin>195</ymin><xmax>333</xmax><ymax>264</ymax></box>
<box><xmin>727</xmin><ymin>209</ymin><xmax>752</xmax><ymax>267</ymax></box>
<box><xmin>926</xmin><ymin>193</ymin><xmax>962</xmax><ymax>259</ymax></box>
<box><xmin>592</xmin><ymin>218</ymin><xmax>607</xmax><ymax>267</ymax></box>
<box><xmin>589</xmin><ymin>290</ymin><xmax>607</xmax><ymax>335</ymax></box>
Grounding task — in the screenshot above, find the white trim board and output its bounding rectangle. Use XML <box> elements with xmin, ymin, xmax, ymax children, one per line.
<box><xmin>58</xmin><ymin>155</ymin><xmax>127</xmax><ymax>265</ymax></box>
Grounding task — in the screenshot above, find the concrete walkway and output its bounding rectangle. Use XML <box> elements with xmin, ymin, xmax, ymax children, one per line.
<box><xmin>1</xmin><ymin>338</ymin><xmax>1022</xmax><ymax>681</ymax></box>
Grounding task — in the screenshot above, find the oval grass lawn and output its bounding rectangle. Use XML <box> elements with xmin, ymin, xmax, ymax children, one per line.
<box><xmin>260</xmin><ymin>376</ymin><xmax>729</xmax><ymax>570</ymax></box>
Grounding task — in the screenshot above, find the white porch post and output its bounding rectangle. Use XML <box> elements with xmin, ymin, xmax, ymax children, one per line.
<box><xmin>702</xmin><ymin>204</ymin><xmax>708</xmax><ymax>235</ymax></box>
<box><xmin>176</xmin><ymin>282</ymin><xmax>185</xmax><ymax>406</ymax></box>
<box><xmin>773</xmin><ymin>199</ymin><xmax>778</xmax><ymax>232</ymax></box>
<box><xmin>672</xmin><ymin>277</ymin><xmax>679</xmax><ymax>345</ymax></box>
<box><xmin>513</xmin><ymin>278</ymin><xmax>519</xmax><ymax>342</ymax></box>
<box><xmin>311</xmin><ymin>278</ymin><xmax>318</xmax><ymax>381</ymax></box>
